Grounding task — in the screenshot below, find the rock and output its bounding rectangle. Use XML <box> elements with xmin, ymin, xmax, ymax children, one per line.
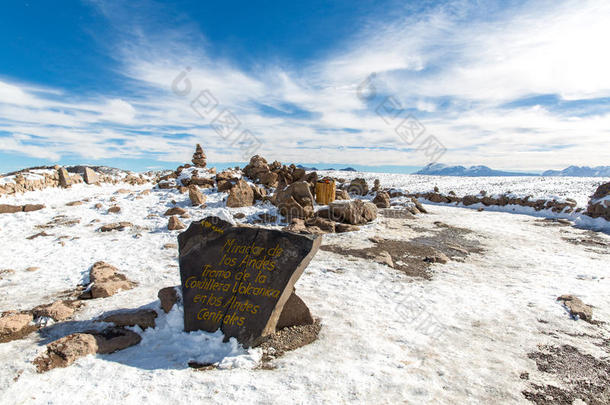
<box><xmin>99</xmin><ymin>309</ymin><xmax>157</xmax><ymax>329</ymax></box>
<box><xmin>423</xmin><ymin>250</ymin><xmax>449</xmax><ymax>264</ymax></box>
<box><xmin>251</xmin><ymin>184</ymin><xmax>267</xmax><ymax>201</ymax></box>
<box><xmin>192</xmin><ymin>144</ymin><xmax>207</xmax><ymax>168</ymax></box>
<box><xmin>66</xmin><ymin>201</ymin><xmax>83</xmax><ymax>207</ymax></box>
<box><xmin>0</xmin><ymin>204</ymin><xmax>22</xmax><ymax>214</ymax></box>
<box><xmin>83</xmin><ymin>167</ymin><xmax>99</xmax><ymax>184</ymax></box>
<box><xmin>274</xmin><ymin>181</ymin><xmax>315</xmax><ymax>219</ymax></box>
<box><xmin>188</xmin><ymin>186</ymin><xmax>206</xmax><ymax>206</ymax></box>
<box><xmin>335</xmin><ymin>189</ymin><xmax>350</xmax><ymax>200</ymax></box>
<box><xmin>369</xmin><ymin>250</ymin><xmax>394</xmax><ymax>267</ymax></box>
<box><xmin>32</xmin><ymin>300</ymin><xmax>82</xmax><ymax>321</ymax></box>
<box><xmin>335</xmin><ymin>223</ymin><xmax>361</xmax><ymax>233</ymax></box>
<box><xmin>586</xmin><ymin>182</ymin><xmax>610</xmax><ymax>220</ymax></box>
<box><xmin>276</xmin><ymin>292</ymin><xmax>314</xmax><ymax>330</ymax></box>
<box><xmin>226</xmin><ymin>179</ymin><xmax>254</xmax><ymax>208</ymax></box>
<box><xmin>23</xmin><ymin>204</ymin><xmax>45</xmax><ymax>212</ymax></box>
<box><xmin>320</xmin><ymin>199</ymin><xmax>377</xmax><ymax>225</ymax></box>
<box><xmin>26</xmin><ymin>266</ymin><xmax>40</xmax><ymax>272</ymax></box>
<box><xmin>411</xmin><ymin>197</ymin><xmax>427</xmax><ymax>214</ymax></box>
<box><xmin>98</xmin><ymin>222</ymin><xmax>133</xmax><ymax>232</ymax></box>
<box><xmin>178</xmin><ymin>216</ymin><xmax>321</xmax><ymax>347</ymax></box>
<box><xmin>557</xmin><ymin>295</ymin><xmax>594</xmax><ymax>322</ymax></box>
<box><xmin>26</xmin><ymin>231</ymin><xmax>52</xmax><ymax>240</ymax></box>
<box><xmin>58</xmin><ymin>168</ymin><xmax>71</xmax><ymax>188</ymax></box>
<box><xmin>233</xmin><ymin>212</ymin><xmax>246</xmax><ymax>219</ymax></box>
<box><xmin>163</xmin><ymin>243</ymin><xmax>177</xmax><ymax>249</ymax></box>
<box><xmin>94</xmin><ymin>203</ymin><xmax>103</xmax><ymax>209</ymax></box>
<box><xmin>283</xmin><ymin>218</ymin><xmax>308</xmax><ymax>233</ymax></box>
<box><xmin>347</xmin><ymin>178</ymin><xmax>369</xmax><ymax>195</ymax></box>
<box><xmin>158</xmin><ymin>287</ymin><xmax>179</xmax><ymax>313</ymax></box>
<box><xmin>0</xmin><ymin>311</ymin><xmax>34</xmax><ymax>342</ymax></box>
<box><xmin>373</xmin><ymin>191</ymin><xmax>391</xmax><ymax>208</ymax></box>
<box><xmin>87</xmin><ymin>261</ymin><xmax>135</xmax><ymax>299</ymax></box>
<box><xmin>164</xmin><ymin>206</ymin><xmax>186</xmax><ymax>216</ymax></box>
<box><xmin>462</xmin><ymin>195</ymin><xmax>481</xmax><ymax>206</ymax></box>
<box><xmin>168</xmin><ymin>215</ymin><xmax>186</xmax><ymax>230</ymax></box>
<box><xmin>305</xmin><ymin>217</ymin><xmax>336</xmax><ymax>233</ymax></box>
<box><xmin>34</xmin><ymin>328</ymin><xmax>141</xmax><ymax>372</ymax></box>
<box><xmin>108</xmin><ymin>206</ymin><xmax>121</xmax><ymax>213</ymax></box>
<box><xmin>372</xmin><ymin>179</ymin><xmax>381</xmax><ymax>192</ymax></box>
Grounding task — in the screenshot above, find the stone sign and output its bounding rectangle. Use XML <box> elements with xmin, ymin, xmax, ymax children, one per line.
<box><xmin>178</xmin><ymin>216</ymin><xmax>321</xmax><ymax>347</ymax></box>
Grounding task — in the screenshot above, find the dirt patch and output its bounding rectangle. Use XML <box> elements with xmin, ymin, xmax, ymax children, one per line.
<box><xmin>321</xmin><ymin>222</ymin><xmax>484</xmax><ymax>279</ymax></box>
<box><xmin>522</xmin><ymin>345</ymin><xmax>610</xmax><ymax>404</ymax></box>
<box><xmin>561</xmin><ymin>230</ymin><xmax>610</xmax><ymax>255</ymax></box>
<box><xmin>36</xmin><ymin>215</ymin><xmax>81</xmax><ymax>230</ymax></box>
<box><xmin>259</xmin><ymin>319</ymin><xmax>322</xmax><ymax>369</ymax></box>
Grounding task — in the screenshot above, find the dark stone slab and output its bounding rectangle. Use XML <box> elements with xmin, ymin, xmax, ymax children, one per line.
<box><xmin>178</xmin><ymin>216</ymin><xmax>321</xmax><ymax>347</ymax></box>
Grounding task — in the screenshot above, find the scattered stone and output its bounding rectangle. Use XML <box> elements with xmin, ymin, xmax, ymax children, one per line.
<box><xmin>335</xmin><ymin>189</ymin><xmax>350</xmax><ymax>200</ymax></box>
<box><xmin>226</xmin><ymin>179</ymin><xmax>254</xmax><ymax>207</ymax></box>
<box><xmin>115</xmin><ymin>189</ymin><xmax>130</xmax><ymax>194</ymax></box>
<box><xmin>557</xmin><ymin>295</ymin><xmax>594</xmax><ymax>322</ymax></box>
<box><xmin>23</xmin><ymin>204</ymin><xmax>45</xmax><ymax>212</ymax></box>
<box><xmin>318</xmin><ymin>199</ymin><xmax>377</xmax><ymax>225</ymax></box>
<box><xmin>423</xmin><ymin>249</ymin><xmax>450</xmax><ymax>264</ymax></box>
<box><xmin>188</xmin><ymin>185</ymin><xmax>206</xmax><ymax>206</ymax></box>
<box><xmin>26</xmin><ymin>231</ymin><xmax>53</xmax><ymax>240</ymax></box>
<box><xmin>163</xmin><ymin>243</ymin><xmax>177</xmax><ymax>249</ymax></box>
<box><xmin>0</xmin><ymin>204</ymin><xmax>24</xmax><ymax>214</ymax></box>
<box><xmin>94</xmin><ymin>203</ymin><xmax>103</xmax><ymax>209</ymax></box>
<box><xmin>368</xmin><ymin>250</ymin><xmax>394</xmax><ymax>267</ymax></box>
<box><xmin>347</xmin><ymin>178</ymin><xmax>369</xmax><ymax>195</ymax></box>
<box><xmin>98</xmin><ymin>222</ymin><xmax>133</xmax><ymax>232</ymax></box>
<box><xmin>158</xmin><ymin>287</ymin><xmax>179</xmax><ymax>313</ymax></box>
<box><xmin>274</xmin><ymin>181</ymin><xmax>315</xmax><ymax>219</ymax></box>
<box><xmin>108</xmin><ymin>206</ymin><xmax>121</xmax><ymax>214</ymax></box>
<box><xmin>83</xmin><ymin>167</ymin><xmax>99</xmax><ymax>184</ymax></box>
<box><xmin>58</xmin><ymin>168</ymin><xmax>71</xmax><ymax>188</ymax></box>
<box><xmin>373</xmin><ymin>191</ymin><xmax>391</xmax><ymax>208</ymax></box>
<box><xmin>32</xmin><ymin>300</ymin><xmax>82</xmax><ymax>322</ymax></box>
<box><xmin>233</xmin><ymin>212</ymin><xmax>246</xmax><ymax>219</ymax></box>
<box><xmin>164</xmin><ymin>206</ymin><xmax>186</xmax><ymax>216</ymax></box>
<box><xmin>168</xmin><ymin>215</ymin><xmax>186</xmax><ymax>230</ymax></box>
<box><xmin>276</xmin><ymin>292</ymin><xmax>314</xmax><ymax>330</ymax></box>
<box><xmin>86</xmin><ymin>261</ymin><xmax>135</xmax><ymax>299</ymax></box>
<box><xmin>25</xmin><ymin>266</ymin><xmax>40</xmax><ymax>272</ymax></box>
<box><xmin>99</xmin><ymin>309</ymin><xmax>157</xmax><ymax>329</ymax></box>
<box><xmin>0</xmin><ymin>311</ymin><xmax>36</xmax><ymax>343</ymax></box>
<box><xmin>335</xmin><ymin>223</ymin><xmax>361</xmax><ymax>233</ymax></box>
<box><xmin>34</xmin><ymin>328</ymin><xmax>141</xmax><ymax>372</ymax></box>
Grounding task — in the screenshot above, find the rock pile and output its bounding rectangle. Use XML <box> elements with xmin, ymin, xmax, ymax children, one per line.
<box><xmin>585</xmin><ymin>182</ymin><xmax>610</xmax><ymax>221</ymax></box>
<box><xmin>191</xmin><ymin>143</ymin><xmax>207</xmax><ymax>168</ymax></box>
<box><xmin>82</xmin><ymin>261</ymin><xmax>136</xmax><ymax>299</ymax></box>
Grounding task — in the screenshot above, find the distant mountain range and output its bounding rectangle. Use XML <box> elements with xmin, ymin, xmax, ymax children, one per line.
<box><xmin>296</xmin><ymin>165</ymin><xmax>357</xmax><ymax>172</ymax></box>
<box><xmin>415</xmin><ymin>164</ymin><xmax>610</xmax><ymax>177</ymax></box>
<box><xmin>541</xmin><ymin>166</ymin><xmax>610</xmax><ymax>177</ymax></box>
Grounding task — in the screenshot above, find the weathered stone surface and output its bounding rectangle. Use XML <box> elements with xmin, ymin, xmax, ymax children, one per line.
<box><xmin>164</xmin><ymin>207</ymin><xmax>186</xmax><ymax>216</ymax></box>
<box><xmin>0</xmin><ymin>311</ymin><xmax>35</xmax><ymax>342</ymax></box>
<box><xmin>83</xmin><ymin>167</ymin><xmax>99</xmax><ymax>184</ymax></box>
<box><xmin>158</xmin><ymin>286</ymin><xmax>179</xmax><ymax>313</ymax></box>
<box><xmin>557</xmin><ymin>295</ymin><xmax>594</xmax><ymax>322</ymax></box>
<box><xmin>58</xmin><ymin>168</ymin><xmax>71</xmax><ymax>188</ymax></box>
<box><xmin>34</xmin><ymin>328</ymin><xmax>141</xmax><ymax>372</ymax></box>
<box><xmin>0</xmin><ymin>204</ymin><xmax>22</xmax><ymax>214</ymax></box>
<box><xmin>168</xmin><ymin>215</ymin><xmax>186</xmax><ymax>230</ymax></box>
<box><xmin>274</xmin><ymin>181</ymin><xmax>315</xmax><ymax>219</ymax></box>
<box><xmin>87</xmin><ymin>261</ymin><xmax>135</xmax><ymax>299</ymax></box>
<box><xmin>348</xmin><ymin>178</ymin><xmax>369</xmax><ymax>195</ymax></box>
<box><xmin>98</xmin><ymin>222</ymin><xmax>133</xmax><ymax>232</ymax></box>
<box><xmin>373</xmin><ymin>191</ymin><xmax>391</xmax><ymax>208</ymax></box>
<box><xmin>226</xmin><ymin>179</ymin><xmax>254</xmax><ymax>207</ymax></box>
<box><xmin>23</xmin><ymin>204</ymin><xmax>45</xmax><ymax>212</ymax></box>
<box><xmin>100</xmin><ymin>309</ymin><xmax>157</xmax><ymax>329</ymax></box>
<box><xmin>335</xmin><ymin>223</ymin><xmax>361</xmax><ymax>233</ymax></box>
<box><xmin>32</xmin><ymin>300</ymin><xmax>82</xmax><ymax>321</ymax></box>
<box><xmin>66</xmin><ymin>200</ymin><xmax>83</xmax><ymax>206</ymax></box>
<box><xmin>108</xmin><ymin>205</ymin><xmax>121</xmax><ymax>213</ymax></box>
<box><xmin>276</xmin><ymin>292</ymin><xmax>314</xmax><ymax>330</ymax></box>
<box><xmin>335</xmin><ymin>189</ymin><xmax>350</xmax><ymax>200</ymax></box>
<box><xmin>586</xmin><ymin>182</ymin><xmax>610</xmax><ymax>220</ymax></box>
<box><xmin>189</xmin><ymin>186</ymin><xmax>206</xmax><ymax>206</ymax></box>
<box><xmin>319</xmin><ymin>199</ymin><xmax>377</xmax><ymax>225</ymax></box>
<box><xmin>178</xmin><ymin>216</ymin><xmax>321</xmax><ymax>347</ymax></box>
<box><xmin>423</xmin><ymin>249</ymin><xmax>450</xmax><ymax>264</ymax></box>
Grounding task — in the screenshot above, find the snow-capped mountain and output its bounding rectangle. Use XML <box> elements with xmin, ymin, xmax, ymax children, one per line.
<box><xmin>415</xmin><ymin>163</ymin><xmax>536</xmax><ymax>177</ymax></box>
<box><xmin>542</xmin><ymin>166</ymin><xmax>610</xmax><ymax>177</ymax></box>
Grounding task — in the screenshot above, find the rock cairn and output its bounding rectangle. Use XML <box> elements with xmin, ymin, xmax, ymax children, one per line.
<box><xmin>192</xmin><ymin>144</ymin><xmax>207</xmax><ymax>168</ymax></box>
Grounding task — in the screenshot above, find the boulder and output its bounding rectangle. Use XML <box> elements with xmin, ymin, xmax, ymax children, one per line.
<box><xmin>348</xmin><ymin>178</ymin><xmax>369</xmax><ymax>196</ymax></box>
<box><xmin>335</xmin><ymin>189</ymin><xmax>350</xmax><ymax>200</ymax></box>
<box><xmin>99</xmin><ymin>309</ymin><xmax>157</xmax><ymax>329</ymax></box>
<box><xmin>319</xmin><ymin>199</ymin><xmax>377</xmax><ymax>225</ymax></box>
<box><xmin>276</xmin><ymin>292</ymin><xmax>314</xmax><ymax>330</ymax></box>
<box><xmin>335</xmin><ymin>223</ymin><xmax>361</xmax><ymax>233</ymax></box>
<box><xmin>305</xmin><ymin>217</ymin><xmax>336</xmax><ymax>233</ymax></box>
<box><xmin>373</xmin><ymin>191</ymin><xmax>391</xmax><ymax>208</ymax></box>
<box><xmin>188</xmin><ymin>186</ymin><xmax>206</xmax><ymax>206</ymax></box>
<box><xmin>226</xmin><ymin>179</ymin><xmax>254</xmax><ymax>207</ymax></box>
<box><xmin>98</xmin><ymin>222</ymin><xmax>133</xmax><ymax>232</ymax></box>
<box><xmin>274</xmin><ymin>181</ymin><xmax>315</xmax><ymax>219</ymax></box>
<box><xmin>0</xmin><ymin>311</ymin><xmax>34</xmax><ymax>342</ymax></box>
<box><xmin>586</xmin><ymin>182</ymin><xmax>610</xmax><ymax>220</ymax></box>
<box><xmin>168</xmin><ymin>215</ymin><xmax>186</xmax><ymax>230</ymax></box>
<box><xmin>66</xmin><ymin>201</ymin><xmax>83</xmax><ymax>206</ymax></box>
<box><xmin>423</xmin><ymin>250</ymin><xmax>449</xmax><ymax>264</ymax></box>
<box><xmin>557</xmin><ymin>295</ymin><xmax>593</xmax><ymax>322</ymax></box>
<box><xmin>32</xmin><ymin>300</ymin><xmax>82</xmax><ymax>322</ymax></box>
<box><xmin>0</xmin><ymin>204</ymin><xmax>22</xmax><ymax>214</ymax></box>
<box><xmin>58</xmin><ymin>168</ymin><xmax>71</xmax><ymax>188</ymax></box>
<box><xmin>87</xmin><ymin>261</ymin><xmax>135</xmax><ymax>299</ymax></box>
<box><xmin>164</xmin><ymin>207</ymin><xmax>186</xmax><ymax>216</ymax></box>
<box><xmin>108</xmin><ymin>206</ymin><xmax>121</xmax><ymax>214</ymax></box>
<box><xmin>83</xmin><ymin>167</ymin><xmax>99</xmax><ymax>184</ymax></box>
<box><xmin>158</xmin><ymin>287</ymin><xmax>179</xmax><ymax>313</ymax></box>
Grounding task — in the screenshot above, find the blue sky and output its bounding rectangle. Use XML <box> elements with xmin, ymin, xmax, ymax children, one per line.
<box><xmin>0</xmin><ymin>0</ymin><xmax>609</xmax><ymax>173</ymax></box>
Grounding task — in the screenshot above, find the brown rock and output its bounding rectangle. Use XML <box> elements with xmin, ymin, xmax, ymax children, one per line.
<box><xmin>0</xmin><ymin>204</ymin><xmax>23</xmax><ymax>214</ymax></box>
<box><xmin>98</xmin><ymin>222</ymin><xmax>133</xmax><ymax>232</ymax></box>
<box><xmin>168</xmin><ymin>215</ymin><xmax>186</xmax><ymax>230</ymax></box>
<box><xmin>108</xmin><ymin>206</ymin><xmax>121</xmax><ymax>213</ymax></box>
<box><xmin>192</xmin><ymin>144</ymin><xmax>207</xmax><ymax>168</ymax></box>
<box><xmin>94</xmin><ymin>203</ymin><xmax>103</xmax><ymax>209</ymax></box>
<box><xmin>373</xmin><ymin>191</ymin><xmax>391</xmax><ymax>208</ymax></box>
<box><xmin>99</xmin><ymin>309</ymin><xmax>157</xmax><ymax>329</ymax></box>
<box><xmin>557</xmin><ymin>295</ymin><xmax>594</xmax><ymax>322</ymax></box>
<box><xmin>58</xmin><ymin>168</ymin><xmax>71</xmax><ymax>188</ymax></box>
<box><xmin>321</xmin><ymin>199</ymin><xmax>377</xmax><ymax>225</ymax></box>
<box><xmin>164</xmin><ymin>206</ymin><xmax>186</xmax><ymax>216</ymax></box>
<box><xmin>347</xmin><ymin>178</ymin><xmax>369</xmax><ymax>195</ymax></box>
<box><xmin>66</xmin><ymin>201</ymin><xmax>83</xmax><ymax>207</ymax></box>
<box><xmin>34</xmin><ymin>333</ymin><xmax>98</xmax><ymax>372</ymax></box>
<box><xmin>158</xmin><ymin>287</ymin><xmax>179</xmax><ymax>313</ymax></box>
<box><xmin>188</xmin><ymin>186</ymin><xmax>206</xmax><ymax>206</ymax></box>
<box><xmin>26</xmin><ymin>266</ymin><xmax>40</xmax><ymax>272</ymax></box>
<box><xmin>83</xmin><ymin>167</ymin><xmax>99</xmax><ymax>184</ymax></box>
<box><xmin>274</xmin><ymin>181</ymin><xmax>315</xmax><ymax>219</ymax></box>
<box><xmin>226</xmin><ymin>179</ymin><xmax>254</xmax><ymax>207</ymax></box>
<box><xmin>335</xmin><ymin>223</ymin><xmax>361</xmax><ymax>233</ymax></box>
<box><xmin>163</xmin><ymin>243</ymin><xmax>177</xmax><ymax>249</ymax></box>
<box><xmin>335</xmin><ymin>189</ymin><xmax>350</xmax><ymax>200</ymax></box>
<box><xmin>32</xmin><ymin>300</ymin><xmax>82</xmax><ymax>321</ymax></box>
<box><xmin>423</xmin><ymin>250</ymin><xmax>449</xmax><ymax>264</ymax></box>
<box><xmin>88</xmin><ymin>261</ymin><xmax>135</xmax><ymax>299</ymax></box>
<box><xmin>276</xmin><ymin>292</ymin><xmax>314</xmax><ymax>330</ymax></box>
<box><xmin>0</xmin><ymin>311</ymin><xmax>34</xmax><ymax>342</ymax></box>
<box><xmin>305</xmin><ymin>217</ymin><xmax>336</xmax><ymax>233</ymax></box>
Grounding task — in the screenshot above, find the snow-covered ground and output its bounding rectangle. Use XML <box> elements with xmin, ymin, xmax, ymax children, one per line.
<box><xmin>0</xmin><ymin>177</ymin><xmax>609</xmax><ymax>404</ymax></box>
